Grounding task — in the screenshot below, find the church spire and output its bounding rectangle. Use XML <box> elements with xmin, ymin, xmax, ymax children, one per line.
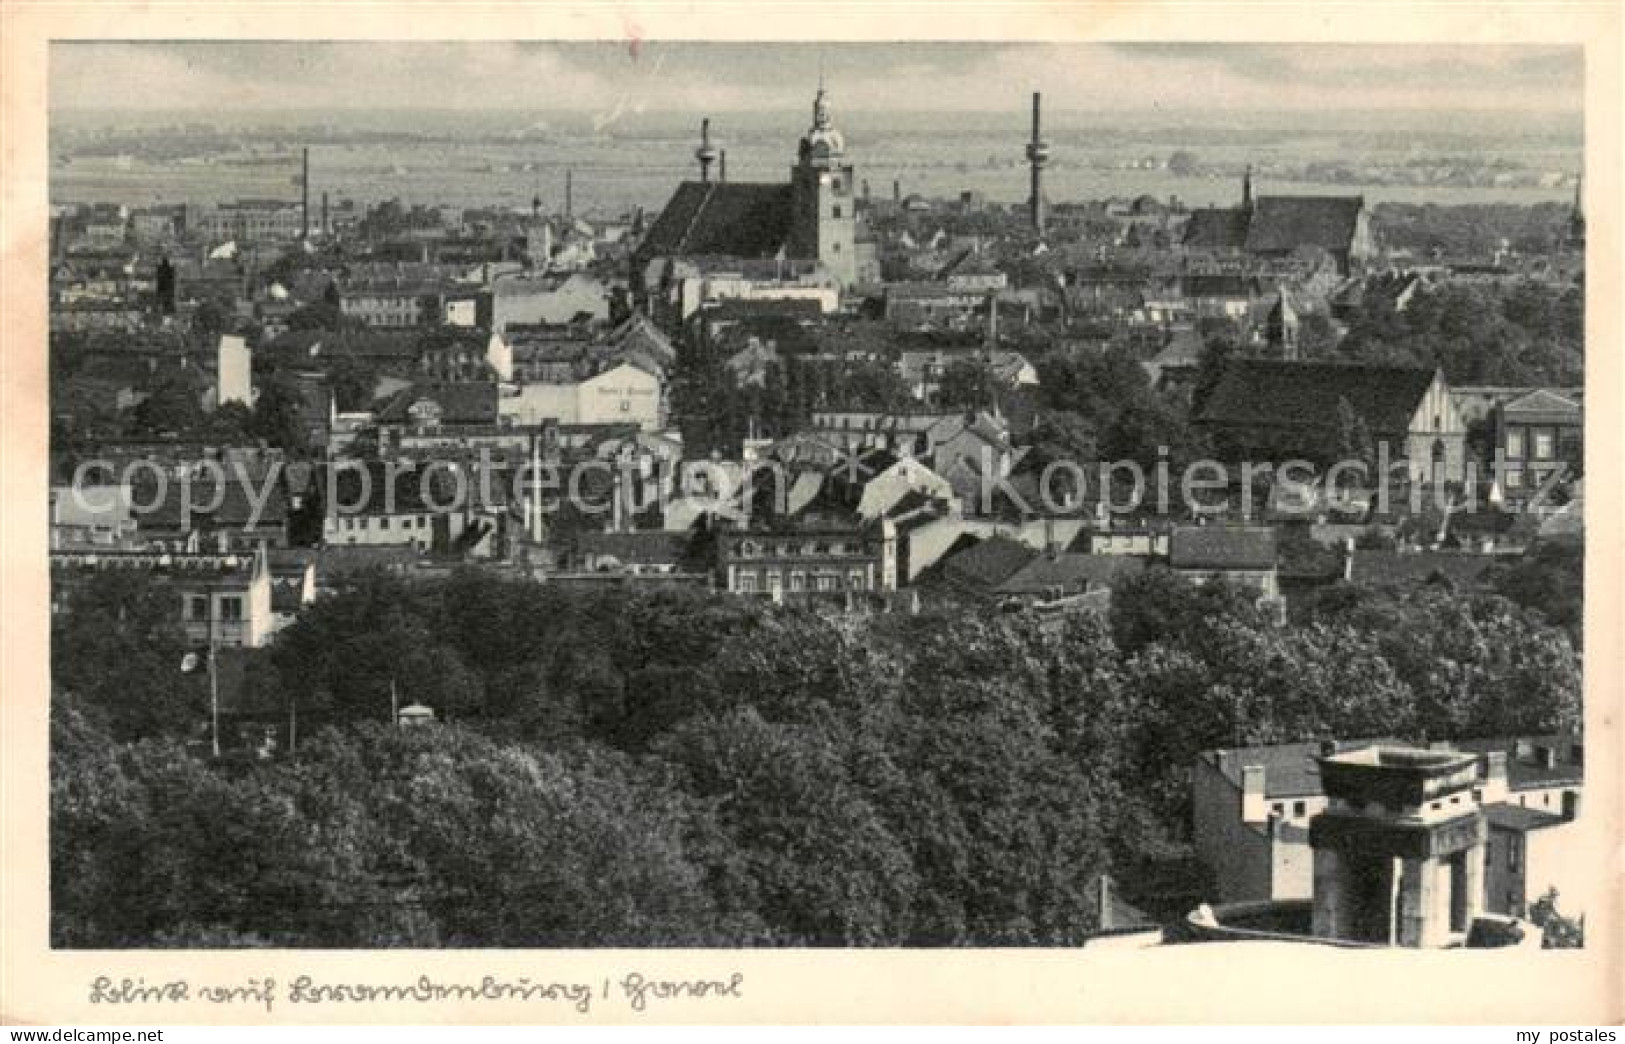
<box><xmin>1242</xmin><ymin>164</ymin><xmax>1254</xmax><ymax>209</ymax></box>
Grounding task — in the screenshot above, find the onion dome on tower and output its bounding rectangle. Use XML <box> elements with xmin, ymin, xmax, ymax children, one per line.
<box><xmin>801</xmin><ymin>83</ymin><xmax>846</xmax><ymax>165</ymax></box>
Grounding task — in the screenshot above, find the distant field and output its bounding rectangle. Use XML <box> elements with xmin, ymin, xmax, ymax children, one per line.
<box><xmin>49</xmin><ymin>117</ymin><xmax>1581</xmax><ymax>215</ymax></box>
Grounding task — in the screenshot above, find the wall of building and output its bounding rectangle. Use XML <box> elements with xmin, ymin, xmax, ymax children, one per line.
<box><xmin>323</xmin><ymin>511</ymin><xmax>453</xmax><ymax>551</ymax></box>
<box><xmin>1524</xmin><ymin>819</ymin><xmax>1589</xmax><ymax>917</ymax></box>
<box><xmin>499</xmin><ymin>382</ymin><xmax>580</xmax><ymax>426</ymax></box>
<box><xmin>217</xmin><ymin>335</ymin><xmax>252</xmax><ymax>408</ymax></box>
<box><xmin>577</xmin><ymin>364</ymin><xmax>661</xmax><ymax>430</ymax></box>
<box><xmin>1269</xmin><ymin>822</ymin><xmax>1315</xmax><ymax>901</ymax></box>
<box><xmin>491</xmin><ymin>274</ymin><xmax>609</xmax><ymax>332</ymax></box>
<box><xmin>180</xmin><ymin>573</ymin><xmax>273</xmax><ymax>649</ymax></box>
<box><xmin>1175</xmin><ymin>566</ymin><xmax>1279</xmax><ymax>599</ymax></box>
<box><xmin>1403</xmin><ymin>375</ymin><xmax>1468</xmax><ymax>484</ymax></box>
<box><xmin>1190</xmin><ymin>755</ymin><xmax>1275</xmax><ymax>903</ymax></box>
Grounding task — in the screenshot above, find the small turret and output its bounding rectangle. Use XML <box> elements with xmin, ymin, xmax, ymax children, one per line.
<box><xmin>695</xmin><ymin>118</ymin><xmax>719</xmax><ymax>183</ymax></box>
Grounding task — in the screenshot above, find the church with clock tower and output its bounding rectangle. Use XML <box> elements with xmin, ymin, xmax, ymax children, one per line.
<box><xmin>635</xmin><ymin>83</ymin><xmax>861</xmax><ymax>296</ymax></box>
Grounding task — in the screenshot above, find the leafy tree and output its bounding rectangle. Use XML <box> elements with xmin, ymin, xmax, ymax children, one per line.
<box><xmin>51</xmin><ymin>572</ymin><xmax>201</xmax><ymax>741</ymax></box>
<box><xmin>657</xmin><ymin>705</ymin><xmax>917</xmax><ymax>945</ymax></box>
<box><xmin>935</xmin><ymin>357</ymin><xmax>1004</xmax><ymax>412</ymax></box>
<box><xmin>1486</xmin><ymin>540</ymin><xmax>1582</xmax><ymax>646</ymax></box>
<box><xmin>132</xmin><ymin>378</ymin><xmax>206</xmax><ymax>435</ymax></box>
<box><xmin>249</xmin><ymin>371</ymin><xmax>312</xmax><ymax>454</ymax></box>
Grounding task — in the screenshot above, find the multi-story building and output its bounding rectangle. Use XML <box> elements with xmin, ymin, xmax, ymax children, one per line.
<box><xmin>498</xmin><ymin>361</ymin><xmax>663</xmax><ymax>431</ymax></box>
<box><xmin>50</xmin><ymin>548</ymin><xmax>277</xmax><ymax>649</ymax></box>
<box><xmin>1167</xmin><ymin>525</ymin><xmax>1279</xmax><ymax>598</ymax></box>
<box><xmin>1192</xmin><ymin>735</ymin><xmax>1585</xmax><ymax>915</ymax></box>
<box><xmin>717</xmin><ymin>518</ymin><xmax>897</xmax><ymax>601</ymax></box>
<box><xmin>199</xmin><ymin>200</ymin><xmax>305</xmax><ymax>244</ymax></box>
<box><xmin>339</xmin><ymin>276</ymin><xmax>445</xmax><ymax>328</ymax></box>
<box><xmin>1490</xmin><ymin>389</ymin><xmax>1583</xmax><ymax>503</ymax></box>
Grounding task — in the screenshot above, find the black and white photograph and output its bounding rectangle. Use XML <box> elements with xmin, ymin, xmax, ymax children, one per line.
<box><xmin>8</xmin><ymin>9</ymin><xmax>1619</xmax><ymax>1023</ymax></box>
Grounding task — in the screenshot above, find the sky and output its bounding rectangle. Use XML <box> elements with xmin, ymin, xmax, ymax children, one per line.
<box><xmin>51</xmin><ymin>41</ymin><xmax>1583</xmax><ymax>117</ymax></box>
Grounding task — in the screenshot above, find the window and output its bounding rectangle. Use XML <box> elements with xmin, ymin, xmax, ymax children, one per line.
<box><xmin>1271</xmin><ymin>802</ymin><xmax>1284</xmax><ymax>817</ymax></box>
<box><xmin>832</xmin><ymin>205</ymin><xmax>843</xmax><ymax>219</ymax></box>
<box><xmin>816</xmin><ymin>573</ymin><xmax>837</xmax><ymax>592</ymax></box>
<box><xmin>790</xmin><ymin>571</ymin><xmax>805</xmax><ymax>592</ymax></box>
<box><xmin>380</xmin><ymin>517</ymin><xmax>391</xmax><ymax>529</ymax></box>
<box><xmin>1292</xmin><ymin>800</ymin><xmax>1306</xmax><ymax>818</ymax></box>
<box><xmin>187</xmin><ymin>595</ymin><xmax>209</xmax><ymax>620</ymax></box>
<box><xmin>737</xmin><ymin>573</ymin><xmax>757</xmax><ymax>594</ymax></box>
<box><xmin>1506</xmin><ymin>430</ymin><xmax>1525</xmax><ymax>459</ymax></box>
<box><xmin>766</xmin><ymin>572</ymin><xmax>783</xmax><ymax>594</ymax></box>
<box><xmin>848</xmin><ymin>569</ymin><xmax>867</xmax><ymax>590</ymax></box>
<box><xmin>831</xmin><ymin>242</ymin><xmax>840</xmax><ymax>253</ymax></box>
<box><xmin>1508</xmin><ymin>836</ymin><xmax>1521</xmax><ymax>871</ymax></box>
<box><xmin>219</xmin><ymin>596</ymin><xmax>243</xmax><ymax>622</ymax></box>
<box><xmin>1533</xmin><ymin>431</ymin><xmax>1555</xmax><ymax>460</ymax></box>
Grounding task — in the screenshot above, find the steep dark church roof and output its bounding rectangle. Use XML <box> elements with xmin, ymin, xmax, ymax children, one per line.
<box><xmin>1196</xmin><ymin>359</ymin><xmax>1440</xmax><ymax>434</ymax></box>
<box><xmin>1182</xmin><ymin>195</ymin><xmax>1365</xmax><ymax>257</ymax></box>
<box><xmin>638</xmin><ymin>181</ymin><xmax>796</xmax><ymax>260</ymax></box>
<box><xmin>1182</xmin><ymin>206</ymin><xmax>1251</xmax><ymax>250</ymax></box>
<box><xmin>1244</xmin><ymin>196</ymin><xmax>1366</xmax><ymax>255</ymax></box>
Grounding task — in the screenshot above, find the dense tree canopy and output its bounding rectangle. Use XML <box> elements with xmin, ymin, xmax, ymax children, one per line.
<box><xmin>1334</xmin><ymin>279</ymin><xmax>1582</xmax><ymax>386</ymax></box>
<box><xmin>52</xmin><ymin>561</ymin><xmax>1581</xmax><ymax>947</ymax></box>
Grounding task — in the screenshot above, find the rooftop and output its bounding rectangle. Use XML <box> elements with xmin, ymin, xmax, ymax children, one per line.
<box><xmin>1168</xmin><ymin>525</ymin><xmax>1277</xmax><ymax>571</ymax></box>
<box><xmin>1197</xmin><ymin>358</ymin><xmax>1441</xmax><ymax>435</ymax></box>
<box><xmin>638</xmin><ymin>181</ymin><xmax>796</xmax><ymax>260</ymax></box>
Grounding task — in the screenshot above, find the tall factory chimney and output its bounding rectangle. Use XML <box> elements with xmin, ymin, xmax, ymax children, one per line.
<box><xmin>301</xmin><ymin>147</ymin><xmax>311</xmax><ymax>240</ymax></box>
<box><xmin>321</xmin><ymin>191</ymin><xmax>329</xmax><ymax>238</ymax></box>
<box><xmin>1024</xmin><ymin>93</ymin><xmax>1050</xmax><ymax>237</ymax></box>
<box><xmin>565</xmin><ymin>168</ymin><xmax>574</xmax><ymax>220</ymax></box>
<box><xmin>719</xmin><ymin>150</ymin><xmax>728</xmax><ymax>183</ymax></box>
<box><xmin>695</xmin><ymin>118</ymin><xmax>718</xmax><ymax>183</ymax></box>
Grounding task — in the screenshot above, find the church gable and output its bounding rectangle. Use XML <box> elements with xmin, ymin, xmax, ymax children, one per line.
<box><xmin>638</xmin><ymin>181</ymin><xmax>797</xmax><ymax>261</ymax></box>
<box><xmin>1243</xmin><ymin>196</ymin><xmax>1366</xmax><ymax>257</ymax></box>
